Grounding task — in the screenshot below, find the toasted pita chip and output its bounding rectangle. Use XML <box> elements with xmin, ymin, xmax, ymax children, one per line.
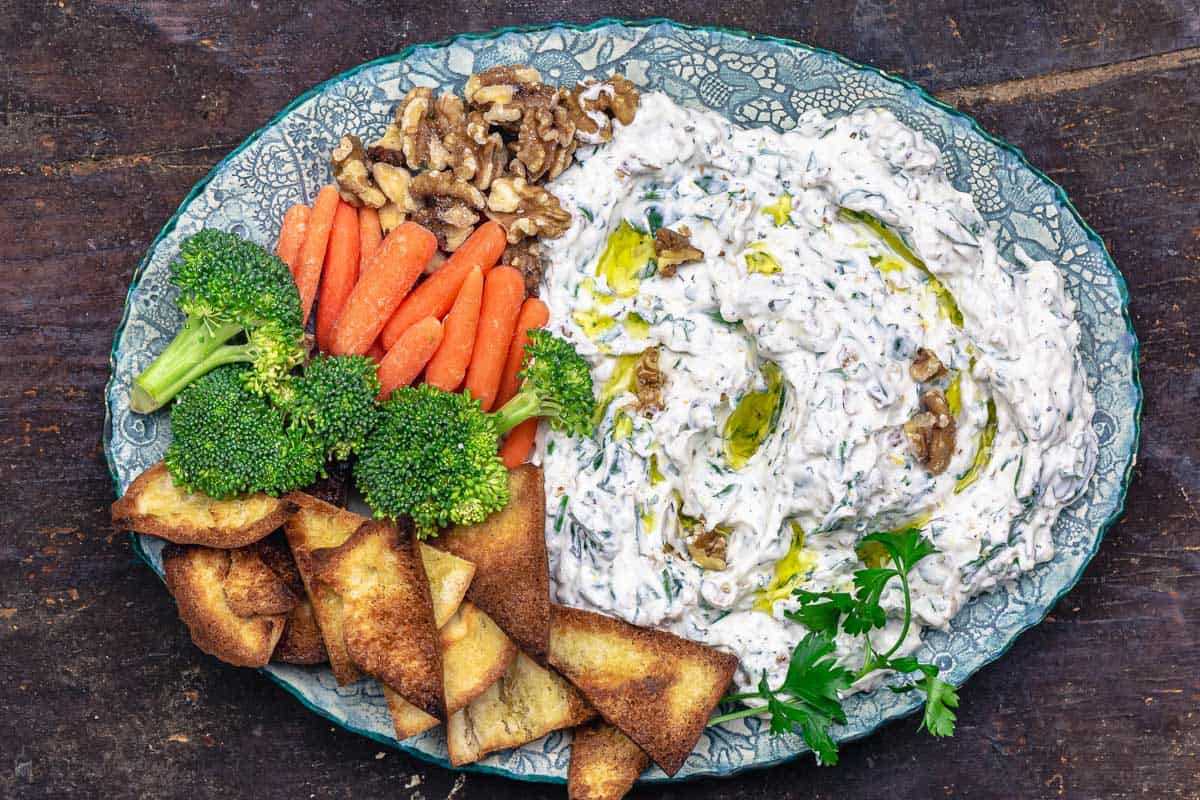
<box><xmin>547</xmin><ymin>605</ymin><xmax>738</xmax><ymax>776</ymax></box>
<box><xmin>446</xmin><ymin>651</ymin><xmax>595</xmax><ymax>766</ymax></box>
<box><xmin>432</xmin><ymin>465</ymin><xmax>549</xmax><ymax>658</ymax></box>
<box><xmin>273</xmin><ymin>597</ymin><xmax>328</xmax><ymax>665</ymax></box>
<box><xmin>569</xmin><ymin>720</ymin><xmax>651</xmax><ymax>800</ymax></box>
<box><xmin>283</xmin><ymin>494</ymin><xmax>474</xmax><ymax>682</ymax></box>
<box><xmin>223</xmin><ymin>546</ymin><xmax>298</xmax><ymax>616</ymax></box>
<box><xmin>420</xmin><ymin>546</ymin><xmax>476</xmax><ymax>628</ymax></box>
<box><xmin>384</xmin><ymin>601</ymin><xmax>519</xmax><ymax>739</ymax></box>
<box><xmin>255</xmin><ymin>535</ymin><xmax>328</xmax><ymax>665</ymax></box>
<box><xmin>311</xmin><ymin>520</ymin><xmax>445</xmax><ymax>719</ymax></box>
<box><xmin>162</xmin><ymin>544</ymin><xmax>287</xmax><ymax>667</ymax></box>
<box><xmin>112</xmin><ymin>462</ymin><xmax>295</xmax><ymax>548</ymax></box>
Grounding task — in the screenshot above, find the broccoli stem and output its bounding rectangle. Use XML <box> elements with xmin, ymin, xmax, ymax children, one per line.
<box><xmin>491</xmin><ymin>389</ymin><xmax>561</xmax><ymax>435</ymax></box>
<box><xmin>130</xmin><ymin>318</ymin><xmax>245</xmax><ymax>412</ymax></box>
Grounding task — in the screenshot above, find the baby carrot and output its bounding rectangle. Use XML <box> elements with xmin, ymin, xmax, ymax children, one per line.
<box><xmin>424</xmin><ymin>266</ymin><xmax>484</xmax><ymax>392</ymax></box>
<box><xmin>379</xmin><ymin>221</ymin><xmax>508</xmax><ymax>349</ymax></box>
<box><xmin>498</xmin><ymin>419</ymin><xmax>538</xmax><ymax>468</ymax></box>
<box><xmin>276</xmin><ymin>204</ymin><xmax>310</xmax><ymax>274</ymax></box>
<box><xmin>463</xmin><ymin>265</ymin><xmax>525</xmax><ymax>411</ymax></box>
<box><xmin>377</xmin><ymin>316</ymin><xmax>443</xmax><ymax>398</ymax></box>
<box><xmin>315</xmin><ymin>200</ymin><xmax>361</xmax><ymax>353</ymax></box>
<box><xmin>365</xmin><ymin>338</ymin><xmax>387</xmax><ymax>364</ymax></box>
<box><xmin>295</xmin><ymin>185</ymin><xmax>340</xmax><ymax>324</ymax></box>
<box><xmin>328</xmin><ymin>221</ymin><xmax>438</xmax><ymax>356</ymax></box>
<box><xmin>495</xmin><ymin>297</ymin><xmax>551</xmax><ymax>408</ymax></box>
<box><xmin>358</xmin><ymin>206</ymin><xmax>382</xmax><ymax>271</ymax></box>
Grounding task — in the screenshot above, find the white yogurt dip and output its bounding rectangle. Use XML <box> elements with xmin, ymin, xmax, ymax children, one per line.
<box><xmin>535</xmin><ymin>92</ymin><xmax>1097</xmax><ymax>692</ymax></box>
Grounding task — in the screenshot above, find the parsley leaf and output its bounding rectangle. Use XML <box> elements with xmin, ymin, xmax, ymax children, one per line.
<box><xmin>786</xmin><ymin>589</ymin><xmax>854</xmax><ymax>633</ymax></box>
<box><xmin>710</xmin><ymin>631</ymin><xmax>853</xmax><ymax>766</ymax></box>
<box><xmin>919</xmin><ymin>674</ymin><xmax>959</xmax><ymax>736</ymax></box>
<box><xmin>710</xmin><ymin>525</ymin><xmax>961</xmax><ymax>760</ymax></box>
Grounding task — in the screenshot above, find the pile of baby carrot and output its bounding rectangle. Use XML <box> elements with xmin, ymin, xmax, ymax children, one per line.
<box><xmin>275</xmin><ymin>185</ymin><xmax>549</xmax><ymax>468</ymax></box>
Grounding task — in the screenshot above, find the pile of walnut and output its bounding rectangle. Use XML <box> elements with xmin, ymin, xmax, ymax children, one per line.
<box><xmin>904</xmin><ymin>348</ymin><xmax>957</xmax><ymax>475</ymax></box>
<box><xmin>332</xmin><ymin>66</ymin><xmax>639</xmax><ymax>295</ymax></box>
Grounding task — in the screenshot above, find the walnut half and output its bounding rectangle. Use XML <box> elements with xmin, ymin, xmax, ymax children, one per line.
<box><xmin>484</xmin><ymin>176</ymin><xmax>571</xmax><ymax>243</ymax></box>
<box><xmin>910</xmin><ymin>348</ymin><xmax>947</xmax><ymax>382</ymax></box>
<box><xmin>408</xmin><ymin>170</ymin><xmax>486</xmax><ymax>251</ymax></box>
<box><xmin>331</xmin><ymin>134</ymin><xmax>387</xmax><ymax>208</ymax></box>
<box><xmin>503</xmin><ymin>238</ymin><xmax>543</xmax><ymax>297</ymax></box>
<box><xmin>567</xmin><ymin>74</ymin><xmax>640</xmax><ymax>144</ymax></box>
<box><xmin>635</xmin><ymin>347</ymin><xmax>664</xmax><ymax>413</ymax></box>
<box><xmin>687</xmin><ymin>527</ymin><xmax>729</xmax><ymax>571</ymax></box>
<box><xmin>904</xmin><ymin>388</ymin><xmax>957</xmax><ymax>474</ymax></box>
<box><xmin>654</xmin><ymin>226</ymin><xmax>704</xmax><ymax>277</ymax></box>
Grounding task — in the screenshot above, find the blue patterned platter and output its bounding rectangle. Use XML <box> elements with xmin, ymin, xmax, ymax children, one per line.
<box><xmin>104</xmin><ymin>19</ymin><xmax>1140</xmax><ymax>784</ymax></box>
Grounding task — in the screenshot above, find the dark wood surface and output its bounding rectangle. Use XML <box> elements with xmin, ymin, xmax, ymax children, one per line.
<box><xmin>2</xmin><ymin>2</ymin><xmax>1197</xmax><ymax>798</ymax></box>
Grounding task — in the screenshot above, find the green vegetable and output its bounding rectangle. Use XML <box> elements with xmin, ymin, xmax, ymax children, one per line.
<box><xmin>492</xmin><ymin>330</ymin><xmax>595</xmax><ymax>438</ymax></box>
<box><xmin>164</xmin><ymin>365</ymin><xmax>322</xmax><ymax>499</ymax></box>
<box><xmin>711</xmin><ymin>527</ymin><xmax>959</xmax><ymax>760</ymax></box>
<box><xmin>840</xmin><ymin>208</ymin><xmax>964</xmax><ymax>327</ymax></box>
<box><xmin>289</xmin><ymin>354</ymin><xmax>381</xmax><ymax>462</ymax></box>
<box><xmin>723</xmin><ymin>361</ymin><xmax>785</xmax><ymax>469</ymax></box>
<box><xmin>954</xmin><ymin>398</ymin><xmax>998</xmax><ymax>493</ymax></box>
<box><xmin>356</xmin><ymin>333</ymin><xmax>596</xmax><ymax>535</ymax></box>
<box><xmin>354</xmin><ymin>384</ymin><xmax>509</xmax><ymax>537</ymax></box>
<box><xmin>130</xmin><ymin>230</ymin><xmax>306</xmax><ymax>413</ymax></box>
<box><xmin>596</xmin><ymin>220</ymin><xmax>654</xmax><ymax>297</ymax></box>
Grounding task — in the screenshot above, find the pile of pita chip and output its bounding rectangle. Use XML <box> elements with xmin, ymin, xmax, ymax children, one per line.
<box><xmin>550</xmin><ymin>604</ymin><xmax>739</xmax><ymax>778</ymax></box>
<box><xmin>112</xmin><ymin>461</ymin><xmax>295</xmax><ymax>548</ymax></box>
<box><xmin>115</xmin><ymin>458</ymin><xmax>745</xmax><ymax>796</ymax></box>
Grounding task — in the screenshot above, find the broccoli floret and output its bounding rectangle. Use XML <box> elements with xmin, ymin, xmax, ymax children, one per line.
<box><xmin>130</xmin><ymin>229</ymin><xmax>306</xmax><ymax>414</ymax></box>
<box><xmin>289</xmin><ymin>354</ymin><xmax>381</xmax><ymax>461</ymax></box>
<box><xmin>492</xmin><ymin>329</ymin><xmax>596</xmax><ymax>437</ymax></box>
<box><xmin>164</xmin><ymin>366</ymin><xmax>322</xmax><ymax>498</ymax></box>
<box><xmin>354</xmin><ymin>384</ymin><xmax>510</xmax><ymax>537</ymax></box>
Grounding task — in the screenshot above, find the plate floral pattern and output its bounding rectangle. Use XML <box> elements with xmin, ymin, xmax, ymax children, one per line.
<box><xmin>103</xmin><ymin>19</ymin><xmax>1140</xmax><ymax>783</ymax></box>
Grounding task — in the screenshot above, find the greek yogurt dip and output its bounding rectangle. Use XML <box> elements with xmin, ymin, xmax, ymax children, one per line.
<box><xmin>535</xmin><ymin>92</ymin><xmax>1098</xmax><ymax>692</ymax></box>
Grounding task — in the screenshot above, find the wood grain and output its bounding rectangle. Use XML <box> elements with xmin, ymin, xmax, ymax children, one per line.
<box><xmin>1</xmin><ymin>2</ymin><xmax>1197</xmax><ymax>798</ymax></box>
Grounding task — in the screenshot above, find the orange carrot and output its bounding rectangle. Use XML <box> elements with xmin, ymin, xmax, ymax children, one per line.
<box><xmin>379</xmin><ymin>221</ymin><xmax>508</xmax><ymax>349</ymax></box>
<box><xmin>365</xmin><ymin>338</ymin><xmax>387</xmax><ymax>364</ymax></box>
<box><xmin>495</xmin><ymin>297</ymin><xmax>551</xmax><ymax>408</ymax></box>
<box><xmin>328</xmin><ymin>221</ymin><xmax>439</xmax><ymax>356</ymax></box>
<box><xmin>376</xmin><ymin>316</ymin><xmax>443</xmax><ymax>398</ymax></box>
<box><xmin>498</xmin><ymin>419</ymin><xmax>539</xmax><ymax>468</ymax></box>
<box><xmin>424</xmin><ymin>266</ymin><xmax>484</xmax><ymax>392</ymax></box>
<box><xmin>276</xmin><ymin>204</ymin><xmax>310</xmax><ymax>274</ymax></box>
<box><xmin>315</xmin><ymin>200</ymin><xmax>361</xmax><ymax>353</ymax></box>
<box><xmin>295</xmin><ymin>185</ymin><xmax>340</xmax><ymax>324</ymax></box>
<box><xmin>464</xmin><ymin>265</ymin><xmax>525</xmax><ymax>411</ymax></box>
<box><xmin>358</xmin><ymin>206</ymin><xmax>382</xmax><ymax>271</ymax></box>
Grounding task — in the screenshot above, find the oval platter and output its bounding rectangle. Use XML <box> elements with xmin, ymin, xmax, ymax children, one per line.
<box><xmin>103</xmin><ymin>18</ymin><xmax>1141</xmax><ymax>784</ymax></box>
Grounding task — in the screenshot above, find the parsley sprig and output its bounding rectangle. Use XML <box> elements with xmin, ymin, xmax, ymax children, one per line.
<box><xmin>708</xmin><ymin>527</ymin><xmax>960</xmax><ymax>764</ymax></box>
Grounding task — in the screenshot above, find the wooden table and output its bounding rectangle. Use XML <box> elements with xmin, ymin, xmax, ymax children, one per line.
<box><xmin>2</xmin><ymin>3</ymin><xmax>1197</xmax><ymax>798</ymax></box>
